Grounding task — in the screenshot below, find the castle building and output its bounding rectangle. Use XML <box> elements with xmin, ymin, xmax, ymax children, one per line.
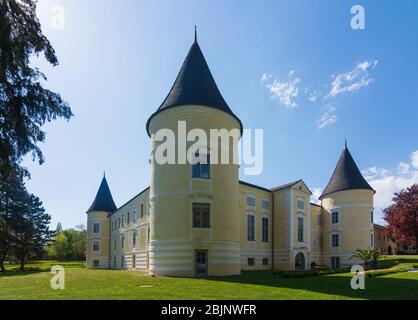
<box><xmin>86</xmin><ymin>33</ymin><xmax>382</xmax><ymax>276</ymax></box>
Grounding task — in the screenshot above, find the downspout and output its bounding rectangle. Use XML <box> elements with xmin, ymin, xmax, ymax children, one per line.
<box><xmin>271</xmin><ymin>191</ymin><xmax>275</xmax><ymax>271</ymax></box>
<box><xmin>108</xmin><ymin>213</ymin><xmax>111</xmax><ymax>269</ymax></box>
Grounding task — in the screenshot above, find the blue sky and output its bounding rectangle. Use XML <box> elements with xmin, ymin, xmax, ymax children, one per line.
<box><xmin>25</xmin><ymin>0</ymin><xmax>418</xmax><ymax>228</ymax></box>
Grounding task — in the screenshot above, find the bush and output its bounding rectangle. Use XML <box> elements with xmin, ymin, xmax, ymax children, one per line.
<box><xmin>412</xmin><ymin>264</ymin><xmax>418</xmax><ymax>268</ymax></box>
<box><xmin>366</xmin><ymin>268</ymin><xmax>407</xmax><ymax>278</ymax></box>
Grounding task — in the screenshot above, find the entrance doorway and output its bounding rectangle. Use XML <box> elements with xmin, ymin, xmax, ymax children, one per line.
<box><xmin>295</xmin><ymin>252</ymin><xmax>305</xmax><ymax>270</ymax></box>
<box><xmin>388</xmin><ymin>246</ymin><xmax>392</xmax><ymax>255</ymax></box>
<box><xmin>195</xmin><ymin>250</ymin><xmax>208</xmax><ymax>277</ymax></box>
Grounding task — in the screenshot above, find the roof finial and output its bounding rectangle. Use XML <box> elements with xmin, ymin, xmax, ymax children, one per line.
<box><xmin>345</xmin><ymin>138</ymin><xmax>348</xmax><ymax>149</ymax></box>
<box><xmin>194</xmin><ymin>26</ymin><xmax>197</xmax><ymax>43</ymax></box>
<box><xmin>103</xmin><ymin>170</ymin><xmax>106</xmax><ymax>178</ymax></box>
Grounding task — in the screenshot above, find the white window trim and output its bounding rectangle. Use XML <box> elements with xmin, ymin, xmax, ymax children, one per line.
<box><xmin>92</xmin><ymin>221</ymin><xmax>101</xmax><ymax>234</ymax></box>
<box><xmin>246</xmin><ymin>194</ymin><xmax>256</xmax><ymax>210</ymax></box>
<box><xmin>297</xmin><ymin>215</ymin><xmax>305</xmax><ymax>244</ymax></box>
<box><xmin>330</xmin><ymin>232</ymin><xmax>341</xmax><ymax>248</ymax></box>
<box><xmin>92</xmin><ymin>239</ymin><xmax>101</xmax><ymax>252</ymax></box>
<box><xmin>296</xmin><ymin>197</ymin><xmax>305</xmax><ymax>213</ymax></box>
<box><xmin>261</xmin><ymin>197</ymin><xmax>270</xmax><ymax>213</ymax></box>
<box><xmin>331</xmin><ymin>210</ymin><xmax>340</xmax><ymax>225</ymax></box>
<box><xmin>190</xmin><ymin>200</ymin><xmax>212</xmax><ymax>230</ymax></box>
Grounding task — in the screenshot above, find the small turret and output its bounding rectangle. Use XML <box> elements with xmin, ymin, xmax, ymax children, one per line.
<box><xmin>86</xmin><ymin>175</ymin><xmax>116</xmax><ymax>269</ymax></box>
<box><xmin>321</xmin><ymin>144</ymin><xmax>375</xmax><ymax>268</ymax></box>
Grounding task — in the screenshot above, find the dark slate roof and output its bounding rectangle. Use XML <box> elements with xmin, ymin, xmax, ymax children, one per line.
<box><xmin>271</xmin><ymin>180</ymin><xmax>303</xmax><ymax>192</ymax></box>
<box><xmin>320</xmin><ymin>147</ymin><xmax>375</xmax><ymax>199</ymax></box>
<box><xmin>239</xmin><ymin>180</ymin><xmax>272</xmax><ymax>193</ymax></box>
<box><xmin>87</xmin><ymin>176</ymin><xmax>117</xmax><ymax>213</ymax></box>
<box><xmin>146</xmin><ymin>35</ymin><xmax>242</xmax><ymax>136</ymax></box>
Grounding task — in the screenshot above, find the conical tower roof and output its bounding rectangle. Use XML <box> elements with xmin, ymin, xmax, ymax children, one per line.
<box><xmin>87</xmin><ymin>175</ymin><xmax>117</xmax><ymax>213</ymax></box>
<box><xmin>320</xmin><ymin>145</ymin><xmax>375</xmax><ymax>199</ymax></box>
<box><xmin>146</xmin><ymin>29</ymin><xmax>242</xmax><ymax>135</ymax></box>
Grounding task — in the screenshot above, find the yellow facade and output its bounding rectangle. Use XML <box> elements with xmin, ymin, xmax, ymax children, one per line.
<box><xmin>86</xmin><ymin>33</ymin><xmax>377</xmax><ymax>276</ymax></box>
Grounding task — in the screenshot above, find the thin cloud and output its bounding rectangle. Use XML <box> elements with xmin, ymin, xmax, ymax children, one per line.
<box><xmin>265</xmin><ymin>71</ymin><xmax>301</xmax><ymax>108</ymax></box>
<box><xmin>260</xmin><ymin>72</ymin><xmax>272</xmax><ymax>82</ymax></box>
<box><xmin>327</xmin><ymin>60</ymin><xmax>378</xmax><ymax>98</ymax></box>
<box><xmin>316</xmin><ymin>105</ymin><xmax>337</xmax><ymax>129</ymax></box>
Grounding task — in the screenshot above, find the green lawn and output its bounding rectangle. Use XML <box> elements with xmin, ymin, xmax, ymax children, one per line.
<box><xmin>1</xmin><ymin>256</ymin><xmax>417</xmax><ymax>300</ymax></box>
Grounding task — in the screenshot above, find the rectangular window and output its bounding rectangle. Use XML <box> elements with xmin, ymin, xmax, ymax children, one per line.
<box><xmin>133</xmin><ymin>232</ymin><xmax>137</xmax><ymax>246</ymax></box>
<box><xmin>261</xmin><ymin>199</ymin><xmax>270</xmax><ymax>210</ymax></box>
<box><xmin>192</xmin><ymin>203</ymin><xmax>211</xmax><ymax>228</ymax></box>
<box><xmin>93</xmin><ymin>260</ymin><xmax>99</xmax><ymax>268</ymax></box>
<box><xmin>114</xmin><ymin>256</ymin><xmax>116</xmax><ymax>267</ymax></box>
<box><xmin>132</xmin><ymin>207</ymin><xmax>137</xmax><ymax>224</ymax></box>
<box><xmin>147</xmin><ymin>227</ymin><xmax>150</xmax><ymax>243</ymax></box>
<box><xmin>121</xmin><ymin>215</ymin><xmax>125</xmax><ymax>227</ymax></box>
<box><xmin>247</xmin><ymin>215</ymin><xmax>255</xmax><ymax>241</ymax></box>
<box><xmin>297</xmin><ymin>199</ymin><xmax>305</xmax><ymax>210</ymax></box>
<box><xmin>262</xmin><ymin>258</ymin><xmax>269</xmax><ymax>266</ymax></box>
<box><xmin>140</xmin><ymin>204</ymin><xmax>144</xmax><ymax>218</ymax></box>
<box><xmin>93</xmin><ymin>240</ymin><xmax>100</xmax><ymax>252</ymax></box>
<box><xmin>93</xmin><ymin>222</ymin><xmax>100</xmax><ymax>234</ymax></box>
<box><xmin>332</xmin><ymin>211</ymin><xmax>339</xmax><ymax>224</ymax></box>
<box><xmin>248</xmin><ymin>258</ymin><xmax>255</xmax><ymax>266</ymax></box>
<box><xmin>127</xmin><ymin>212</ymin><xmax>130</xmax><ymax>225</ymax></box>
<box><xmin>192</xmin><ymin>153</ymin><xmax>210</xmax><ymax>179</ymax></box>
<box><xmin>246</xmin><ymin>196</ymin><xmax>256</xmax><ymax>208</ymax></box>
<box><xmin>262</xmin><ymin>217</ymin><xmax>269</xmax><ymax>242</ymax></box>
<box><xmin>371</xmin><ymin>234</ymin><xmax>374</xmax><ymax>247</ymax></box>
<box><xmin>331</xmin><ymin>257</ymin><xmax>340</xmax><ymax>269</ymax></box>
<box><xmin>121</xmin><ymin>256</ymin><xmax>124</xmax><ymax>268</ymax></box>
<box><xmin>114</xmin><ymin>238</ymin><xmax>116</xmax><ymax>249</ymax></box>
<box><xmin>118</xmin><ymin>217</ymin><xmax>121</xmax><ymax>228</ymax></box>
<box><xmin>371</xmin><ymin>210</ymin><xmax>374</xmax><ymax>223</ymax></box>
<box><xmin>132</xmin><ymin>255</ymin><xmax>136</xmax><ymax>269</ymax></box>
<box><xmin>317</xmin><ymin>214</ymin><xmax>323</xmax><ymax>226</ymax></box>
<box><xmin>332</xmin><ymin>234</ymin><xmax>340</xmax><ymax>247</ymax></box>
<box><xmin>121</xmin><ymin>236</ymin><xmax>125</xmax><ymax>249</ymax></box>
<box><xmin>297</xmin><ymin>217</ymin><xmax>304</xmax><ymax>242</ymax></box>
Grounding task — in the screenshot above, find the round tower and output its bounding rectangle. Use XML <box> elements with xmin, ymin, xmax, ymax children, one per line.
<box><xmin>320</xmin><ymin>143</ymin><xmax>375</xmax><ymax>268</ymax></box>
<box><xmin>146</xmin><ymin>31</ymin><xmax>243</xmax><ymax>277</ymax></box>
<box><xmin>86</xmin><ymin>175</ymin><xmax>116</xmax><ymax>269</ymax></box>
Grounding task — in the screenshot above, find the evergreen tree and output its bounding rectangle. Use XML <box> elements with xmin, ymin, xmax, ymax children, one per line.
<box><xmin>0</xmin><ymin>0</ymin><xmax>72</xmax><ymax>176</ymax></box>
<box><xmin>13</xmin><ymin>193</ymin><xmax>54</xmax><ymax>270</ymax></box>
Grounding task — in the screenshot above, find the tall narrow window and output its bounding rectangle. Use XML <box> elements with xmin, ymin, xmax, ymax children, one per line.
<box><xmin>121</xmin><ymin>236</ymin><xmax>125</xmax><ymax>249</ymax></box>
<box><xmin>317</xmin><ymin>214</ymin><xmax>323</xmax><ymax>226</ymax></box>
<box><xmin>332</xmin><ymin>234</ymin><xmax>340</xmax><ymax>247</ymax></box>
<box><xmin>331</xmin><ymin>257</ymin><xmax>340</xmax><ymax>268</ymax></box>
<box><xmin>192</xmin><ymin>153</ymin><xmax>210</xmax><ymax>178</ymax></box>
<box><xmin>371</xmin><ymin>210</ymin><xmax>374</xmax><ymax>223</ymax></box>
<box><xmin>121</xmin><ymin>256</ymin><xmax>124</xmax><ymax>268</ymax></box>
<box><xmin>93</xmin><ymin>240</ymin><xmax>100</xmax><ymax>252</ymax></box>
<box><xmin>118</xmin><ymin>217</ymin><xmax>121</xmax><ymax>228</ymax></box>
<box><xmin>247</xmin><ymin>215</ymin><xmax>255</xmax><ymax>241</ymax></box>
<box><xmin>132</xmin><ymin>255</ymin><xmax>136</xmax><ymax>268</ymax></box>
<box><xmin>371</xmin><ymin>234</ymin><xmax>374</xmax><ymax>247</ymax></box>
<box><xmin>297</xmin><ymin>199</ymin><xmax>305</xmax><ymax>210</ymax></box>
<box><xmin>127</xmin><ymin>212</ymin><xmax>130</xmax><ymax>225</ymax></box>
<box><xmin>192</xmin><ymin>203</ymin><xmax>211</xmax><ymax>228</ymax></box>
<box><xmin>93</xmin><ymin>222</ymin><xmax>100</xmax><ymax>234</ymax></box>
<box><xmin>332</xmin><ymin>211</ymin><xmax>339</xmax><ymax>224</ymax></box>
<box><xmin>297</xmin><ymin>217</ymin><xmax>304</xmax><ymax>242</ymax></box>
<box><xmin>147</xmin><ymin>227</ymin><xmax>150</xmax><ymax>243</ymax></box>
<box><xmin>262</xmin><ymin>217</ymin><xmax>269</xmax><ymax>242</ymax></box>
<box><xmin>121</xmin><ymin>215</ymin><xmax>125</xmax><ymax>227</ymax></box>
<box><xmin>132</xmin><ymin>207</ymin><xmax>137</xmax><ymax>224</ymax></box>
<box><xmin>133</xmin><ymin>231</ymin><xmax>137</xmax><ymax>246</ymax></box>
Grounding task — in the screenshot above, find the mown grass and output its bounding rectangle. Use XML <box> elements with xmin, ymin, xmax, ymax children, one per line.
<box><xmin>0</xmin><ymin>256</ymin><xmax>417</xmax><ymax>300</ymax></box>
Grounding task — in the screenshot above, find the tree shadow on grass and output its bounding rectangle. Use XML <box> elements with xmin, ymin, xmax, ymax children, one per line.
<box><xmin>207</xmin><ymin>272</ymin><xmax>418</xmax><ymax>300</ymax></box>
<box><xmin>0</xmin><ymin>269</ymin><xmax>48</xmax><ymax>278</ymax></box>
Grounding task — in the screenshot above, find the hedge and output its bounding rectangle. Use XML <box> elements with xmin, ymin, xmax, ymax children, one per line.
<box><xmin>366</xmin><ymin>268</ymin><xmax>407</xmax><ymax>278</ymax></box>
<box><xmin>280</xmin><ymin>268</ymin><xmax>349</xmax><ymax>278</ymax></box>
